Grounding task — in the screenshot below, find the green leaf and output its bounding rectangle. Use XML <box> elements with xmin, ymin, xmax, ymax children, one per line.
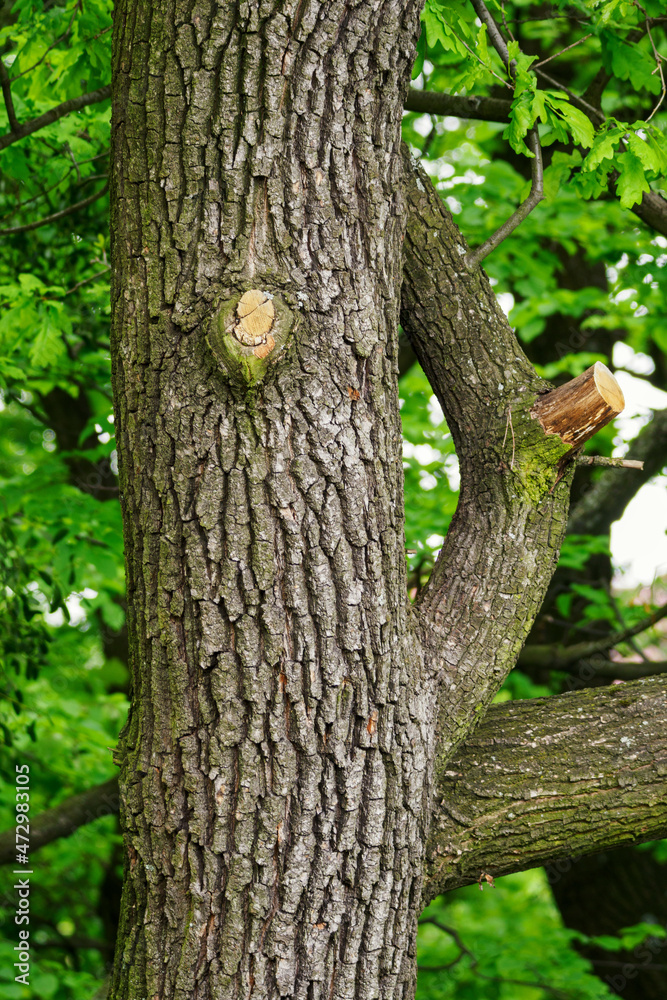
<box><xmin>503</xmin><ymin>91</ymin><xmax>536</xmax><ymax>156</ymax></box>
<box><xmin>582</xmin><ymin>123</ymin><xmax>624</xmax><ymax>171</ymax></box>
<box><xmin>29</xmin><ymin>309</ymin><xmax>68</xmax><ymax>367</ymax></box>
<box><xmin>559</xmin><ymin>535</ymin><xmax>611</xmax><ymax>571</ymax></box>
<box><xmin>545</xmin><ymin>94</ymin><xmax>595</xmax><ymax>148</ymax></box>
<box><xmin>616</xmin><ymin>150</ymin><xmax>651</xmax><ymax>208</ymax></box>
<box><xmin>18</xmin><ymin>272</ymin><xmax>46</xmax><ymax>293</ymax></box>
<box><xmin>625</xmin><ymin>128</ymin><xmax>666</xmax><ymax>173</ymax></box>
<box><xmin>542</xmin><ymin>150</ymin><xmax>581</xmax><ymax>201</ymax></box>
<box><xmin>600</xmin><ymin>29</ymin><xmax>661</xmax><ymax>93</ymax></box>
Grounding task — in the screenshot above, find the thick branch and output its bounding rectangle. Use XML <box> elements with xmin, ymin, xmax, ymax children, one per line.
<box><xmin>10</xmin><ymin>674</ymin><xmax>667</xmax><ymax>903</ymax></box>
<box><xmin>404</xmin><ymin>89</ymin><xmax>510</xmax><ymax>122</ymax></box>
<box><xmin>0</xmin><ymin>776</ymin><xmax>119</xmax><ymax>865</ymax></box>
<box><xmin>632</xmin><ymin>188</ymin><xmax>667</xmax><ymax>238</ymax></box>
<box><xmin>557</xmin><ymin>658</ymin><xmax>667</xmax><ymax>681</ymax></box>
<box><xmin>400</xmin><ymin>146</ymin><xmax>573</xmax><ymax>757</ymax></box>
<box><xmin>469</xmin><ymin>0</ymin><xmax>511</xmax><ymax>68</ymax></box>
<box><xmin>531</xmin><ymin>361</ymin><xmax>624</xmax><ymax>449</ymax></box>
<box><xmin>569</xmin><ymin>406</ymin><xmax>667</xmax><ymax>535</ymax></box>
<box><xmin>0</xmin><ymin>84</ymin><xmax>111</xmax><ymax>151</ymax></box>
<box><xmin>425</xmin><ymin>676</ymin><xmax>667</xmax><ymax>899</ymax></box>
<box><xmin>405</xmin><ymin>90</ymin><xmax>667</xmax><ymax>239</ymax></box>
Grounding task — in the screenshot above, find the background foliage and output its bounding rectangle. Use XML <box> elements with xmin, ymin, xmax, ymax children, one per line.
<box><xmin>1</xmin><ymin>1</ymin><xmax>666</xmax><ymax>997</ymax></box>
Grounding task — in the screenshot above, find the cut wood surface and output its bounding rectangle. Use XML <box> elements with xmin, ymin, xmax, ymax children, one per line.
<box><xmin>531</xmin><ymin>362</ymin><xmax>625</xmax><ymax>447</ymax></box>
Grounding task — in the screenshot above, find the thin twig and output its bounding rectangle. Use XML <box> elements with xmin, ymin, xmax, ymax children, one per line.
<box><xmin>0</xmin><ymin>166</ymin><xmax>109</xmax><ymax>222</ymax></box>
<box><xmin>502</xmin><ymin>405</ymin><xmax>516</xmax><ymax>468</ymax></box>
<box><xmin>581</xmin><ymin>602</ymin><xmax>667</xmax><ymax>657</ymax></box>
<box><xmin>568</xmin><ymin>659</ymin><xmax>667</xmax><ymax>680</ymax></box>
<box><xmin>0</xmin><ymin>183</ymin><xmax>109</xmax><ymax>235</ymax></box>
<box><xmin>534</xmin><ymin>33</ymin><xmax>593</xmax><ymax>68</ymax></box>
<box><xmin>1</xmin><ymin>165</ymin><xmax>77</xmax><ymax>221</ymax></box>
<box><xmin>421</xmin><ymin>117</ymin><xmax>437</xmax><ymax>157</ymax></box>
<box><xmin>62</xmin><ymin>267</ymin><xmax>110</xmax><ymax>297</ymax></box>
<box><xmin>470</xmin><ymin>0</ymin><xmax>511</xmax><ymax>67</ymax></box>
<box><xmin>475</xmin><ymin>969</ymin><xmax>573</xmax><ymax>1000</ymax></box>
<box><xmin>417</xmin><ymin>919</ymin><xmax>477</xmax><ymax>969</ymax></box>
<box><xmin>575</xmin><ymin>455</ymin><xmax>644</xmax><ymax>470</ymax></box>
<box><xmin>521</xmin><ymin>603</ymin><xmax>667</xmax><ymax>668</ymax></box>
<box><xmin>499</xmin><ymin>3</ymin><xmax>515</xmax><ymax>44</ymax></box>
<box><xmin>417</xmin><ymin>919</ymin><xmax>573</xmax><ymax>999</ymax></box>
<box><xmin>466</xmin><ymin>127</ymin><xmax>544</xmax><ymax>268</ymax></box>
<box><xmin>608</xmin><ymin>589</ymin><xmax>651</xmax><ymax>662</ymax></box>
<box><xmin>0</xmin><ymin>85</ymin><xmax>111</xmax><ymax>152</ymax></box>
<box><xmin>65</xmin><ymin>142</ymin><xmax>82</xmax><ymax>181</ymax></box>
<box><xmin>504</xmin><ymin>12</ymin><xmax>592</xmax><ymax>25</ymax></box>
<box><xmin>641</xmin><ymin>6</ymin><xmax>667</xmax><ymax>123</ymax></box>
<box><xmin>463</xmin><ymin>0</ymin><xmax>544</xmax><ymax>267</ymax></box>
<box><xmin>0</xmin><ymin>57</ymin><xmax>20</xmax><ymax>131</ymax></box>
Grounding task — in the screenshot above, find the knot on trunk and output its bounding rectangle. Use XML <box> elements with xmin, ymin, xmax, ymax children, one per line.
<box><xmin>208</xmin><ymin>288</ymin><xmax>295</xmax><ymax>387</ymax></box>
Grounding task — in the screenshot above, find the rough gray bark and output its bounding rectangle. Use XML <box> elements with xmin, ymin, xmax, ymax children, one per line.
<box><xmin>110</xmin><ymin>3</ymin><xmax>433</xmax><ymax>998</ymax></box>
<box><xmin>6</xmin><ymin>677</ymin><xmax>666</xmax><ymax>881</ymax></box>
<box><xmin>108</xmin><ymin>3</ymin><xmax>648</xmax><ymax>1000</ymax></box>
<box><xmin>399</xmin><ymin>148</ymin><xmax>574</xmax><ymax>756</ymax></box>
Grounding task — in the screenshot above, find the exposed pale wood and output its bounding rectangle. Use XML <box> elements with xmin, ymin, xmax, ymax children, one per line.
<box><xmin>531</xmin><ymin>362</ymin><xmax>625</xmax><ymax>447</ymax></box>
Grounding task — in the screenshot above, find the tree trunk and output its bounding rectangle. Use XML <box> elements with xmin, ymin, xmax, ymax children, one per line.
<box><xmin>110</xmin><ymin>3</ymin><xmax>434</xmax><ymax>998</ymax></box>
<box><xmin>108</xmin><ymin>3</ymin><xmax>645</xmax><ymax>999</ymax></box>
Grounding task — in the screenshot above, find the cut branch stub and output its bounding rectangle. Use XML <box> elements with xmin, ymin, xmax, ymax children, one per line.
<box><xmin>207</xmin><ymin>288</ymin><xmax>295</xmax><ymax>386</ymax></box>
<box><xmin>530</xmin><ymin>362</ymin><xmax>624</xmax><ymax>448</ymax></box>
<box><xmin>234</xmin><ymin>289</ymin><xmax>276</xmax><ymax>348</ymax></box>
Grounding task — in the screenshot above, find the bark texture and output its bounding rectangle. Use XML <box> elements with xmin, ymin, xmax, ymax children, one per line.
<box><xmin>425</xmin><ymin>676</ymin><xmax>667</xmax><ymax>897</ymax></box>
<box><xmin>110</xmin><ymin>3</ymin><xmax>432</xmax><ymax>998</ymax></box>
<box><xmin>5</xmin><ymin>676</ymin><xmax>667</xmax><ymax>881</ymax></box>
<box><xmin>399</xmin><ymin>149</ymin><xmax>573</xmax><ymax>756</ymax></box>
<box><xmin>110</xmin><ymin>4</ymin><xmax>590</xmax><ymax>1000</ymax></box>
